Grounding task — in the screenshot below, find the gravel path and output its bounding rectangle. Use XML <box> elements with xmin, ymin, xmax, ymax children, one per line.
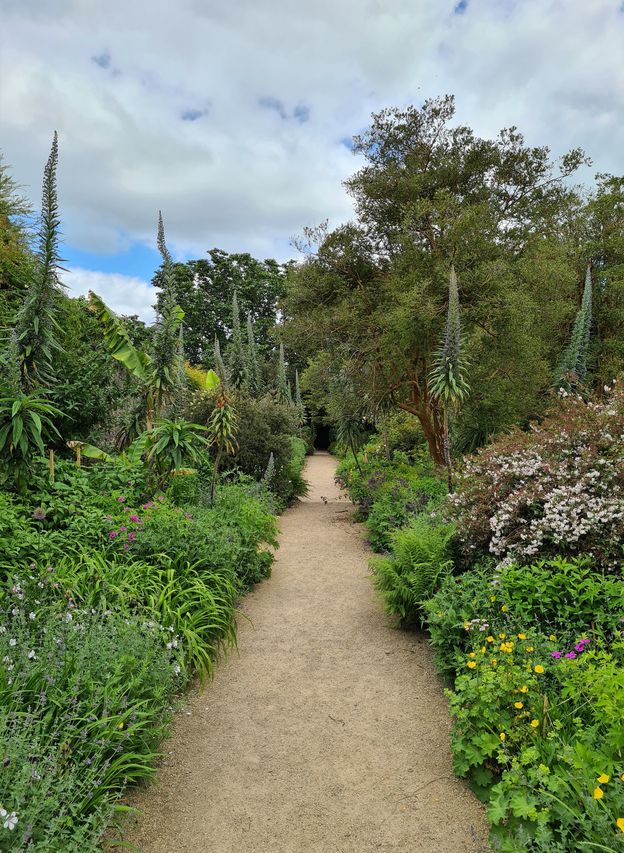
<box><xmin>122</xmin><ymin>452</ymin><xmax>488</xmax><ymax>852</ymax></box>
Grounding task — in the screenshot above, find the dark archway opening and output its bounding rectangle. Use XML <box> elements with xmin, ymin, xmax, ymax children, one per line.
<box><xmin>314</xmin><ymin>420</ymin><xmax>331</xmax><ymax>451</ymax></box>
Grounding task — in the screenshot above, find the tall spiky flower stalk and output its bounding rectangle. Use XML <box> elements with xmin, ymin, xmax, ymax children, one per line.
<box><xmin>294</xmin><ymin>369</ymin><xmax>306</xmax><ymax>427</ymax></box>
<box><xmin>152</xmin><ymin>211</ymin><xmax>185</xmax><ymax>419</ymax></box>
<box><xmin>245</xmin><ymin>313</ymin><xmax>262</xmax><ymax>395</ymax></box>
<box><xmin>556</xmin><ymin>266</ymin><xmax>593</xmax><ymax>390</ymax></box>
<box><xmin>429</xmin><ymin>266</ymin><xmax>470</xmax><ymax>492</ymax></box>
<box><xmin>276</xmin><ymin>342</ymin><xmax>290</xmax><ymax>405</ymax></box>
<box><xmin>228</xmin><ymin>290</ymin><xmax>248</xmax><ymax>388</ymax></box>
<box><xmin>14</xmin><ymin>131</ymin><xmax>65</xmax><ymax>390</ymax></box>
<box><xmin>214</xmin><ymin>336</ymin><xmax>229</xmax><ymax>389</ymax></box>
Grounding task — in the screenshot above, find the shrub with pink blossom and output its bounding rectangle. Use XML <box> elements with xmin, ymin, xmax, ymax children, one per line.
<box><xmin>448</xmin><ymin>383</ymin><xmax>624</xmax><ymax>570</ymax></box>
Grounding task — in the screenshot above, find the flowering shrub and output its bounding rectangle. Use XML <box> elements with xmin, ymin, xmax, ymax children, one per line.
<box><xmin>448</xmin><ymin>385</ymin><xmax>624</xmax><ymax>570</ymax></box>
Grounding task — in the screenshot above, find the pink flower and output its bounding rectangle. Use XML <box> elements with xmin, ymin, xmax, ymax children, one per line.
<box><xmin>129</xmin><ymin>515</ymin><xmax>139</xmax><ymax>523</ymax></box>
<box><xmin>551</xmin><ymin>651</ymin><xmax>562</xmax><ymax>659</ymax></box>
<box><xmin>118</xmin><ymin>496</ymin><xmax>126</xmax><ymax>503</ymax></box>
<box><xmin>119</xmin><ymin>527</ymin><xmax>126</xmax><ymax>533</ymax></box>
<box><xmin>109</xmin><ymin>531</ymin><xmax>117</xmax><ymax>539</ymax></box>
<box><xmin>128</xmin><ymin>532</ymin><xmax>134</xmax><ymax>543</ymax></box>
<box><xmin>123</xmin><ymin>543</ymin><xmax>129</xmax><ymax>550</ymax></box>
<box><xmin>565</xmin><ymin>652</ymin><xmax>577</xmax><ymax>659</ymax></box>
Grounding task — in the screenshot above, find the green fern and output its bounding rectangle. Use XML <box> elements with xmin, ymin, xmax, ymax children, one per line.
<box><xmin>371</xmin><ymin>516</ymin><xmax>455</xmax><ymax>625</ymax></box>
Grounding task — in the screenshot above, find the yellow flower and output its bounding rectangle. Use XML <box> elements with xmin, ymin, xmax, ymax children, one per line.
<box><xmin>501</xmin><ymin>605</ymin><xmax>509</xmax><ymax>613</ymax></box>
<box><xmin>520</xmin><ymin>685</ymin><xmax>528</xmax><ymax>693</ymax></box>
<box><xmin>530</xmin><ymin>719</ymin><xmax>539</xmax><ymax>728</ymax></box>
<box><xmin>514</xmin><ymin>702</ymin><xmax>524</xmax><ymax>709</ymax></box>
<box><xmin>499</xmin><ymin>633</ymin><xmax>506</xmax><ymax>639</ymax></box>
<box><xmin>534</xmin><ymin>665</ymin><xmax>545</xmax><ymax>674</ymax></box>
<box><xmin>517</xmin><ymin>633</ymin><xmax>527</xmax><ymax>640</ymax></box>
<box><xmin>499</xmin><ymin>732</ymin><xmax>506</xmax><ymax>741</ymax></box>
<box><xmin>118</xmin><ymin>722</ymin><xmax>124</xmax><ymax>730</ymax></box>
<box><xmin>549</xmin><ymin>634</ymin><xmax>557</xmax><ymax>642</ymax></box>
<box><xmin>480</xmin><ymin>646</ymin><xmax>486</xmax><ymax>654</ymax></box>
<box><xmin>597</xmin><ymin>774</ymin><xmax>610</xmax><ymax>784</ymax></box>
<box><xmin>464</xmin><ymin>621</ymin><xmax>470</xmax><ymax>631</ymax></box>
<box><xmin>486</xmin><ymin>636</ymin><xmax>494</xmax><ymax>643</ymax></box>
<box><xmin>593</xmin><ymin>787</ymin><xmax>604</xmax><ymax>800</ymax></box>
<box><xmin>491</xmin><ymin>658</ymin><xmax>497</xmax><ymax>666</ymax></box>
<box><xmin>469</xmin><ymin>652</ymin><xmax>476</xmax><ymax>658</ymax></box>
<box><xmin>490</xmin><ymin>595</ymin><xmax>496</xmax><ymax>602</ymax></box>
<box><xmin>526</xmin><ymin>646</ymin><xmax>535</xmax><ymax>652</ymax></box>
<box><xmin>467</xmin><ymin>661</ymin><xmax>477</xmax><ymax>669</ymax></box>
<box><xmin>617</xmin><ymin>817</ymin><xmax>624</xmax><ymax>833</ymax></box>
<box><xmin>621</xmin><ymin>774</ymin><xmax>624</xmax><ymax>782</ymax></box>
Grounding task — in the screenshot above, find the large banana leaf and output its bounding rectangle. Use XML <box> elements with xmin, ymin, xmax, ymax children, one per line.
<box><xmin>88</xmin><ymin>292</ymin><xmax>152</xmax><ymax>380</ymax></box>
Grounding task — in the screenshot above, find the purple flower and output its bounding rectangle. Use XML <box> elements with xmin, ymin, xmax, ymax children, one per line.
<box><xmin>109</xmin><ymin>531</ymin><xmax>117</xmax><ymax>539</ymax></box>
<box><xmin>119</xmin><ymin>526</ymin><xmax>126</xmax><ymax>533</ymax></box>
<box><xmin>32</xmin><ymin>507</ymin><xmax>47</xmax><ymax>521</ymax></box>
<box><xmin>118</xmin><ymin>496</ymin><xmax>126</xmax><ymax>503</ymax></box>
<box><xmin>127</xmin><ymin>532</ymin><xmax>134</xmax><ymax>543</ymax></box>
<box><xmin>551</xmin><ymin>651</ymin><xmax>562</xmax><ymax>659</ymax></box>
<box><xmin>123</xmin><ymin>543</ymin><xmax>129</xmax><ymax>551</ymax></box>
<box><xmin>565</xmin><ymin>652</ymin><xmax>577</xmax><ymax>659</ymax></box>
<box><xmin>129</xmin><ymin>515</ymin><xmax>139</xmax><ymax>523</ymax></box>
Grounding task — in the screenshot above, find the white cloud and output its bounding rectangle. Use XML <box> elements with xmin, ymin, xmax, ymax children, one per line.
<box><xmin>0</xmin><ymin>0</ymin><xmax>622</xmax><ymax>262</ymax></box>
<box><xmin>63</xmin><ymin>267</ymin><xmax>156</xmax><ymax>323</ymax></box>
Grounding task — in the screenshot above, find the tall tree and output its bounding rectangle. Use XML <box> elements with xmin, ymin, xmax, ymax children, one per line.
<box><xmin>154</xmin><ymin>250</ymin><xmax>287</xmax><ymax>364</ymax></box>
<box><xmin>284</xmin><ymin>97</ymin><xmax>587</xmax><ymax>463</ymax></box>
<box><xmin>0</xmin><ymin>154</ymin><xmax>35</xmax><ymax>331</ymax></box>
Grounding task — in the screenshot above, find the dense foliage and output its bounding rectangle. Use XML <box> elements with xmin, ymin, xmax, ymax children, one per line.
<box><xmin>339</xmin><ymin>385</ymin><xmax>624</xmax><ymax>851</ymax></box>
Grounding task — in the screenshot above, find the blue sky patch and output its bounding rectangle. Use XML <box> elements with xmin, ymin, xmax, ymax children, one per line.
<box><xmin>454</xmin><ymin>0</ymin><xmax>469</xmax><ymax>14</ymax></box>
<box><xmin>63</xmin><ymin>241</ymin><xmax>163</xmax><ymax>281</ymax></box>
<box><xmin>181</xmin><ymin>108</ymin><xmax>208</xmax><ymax>122</ymax></box>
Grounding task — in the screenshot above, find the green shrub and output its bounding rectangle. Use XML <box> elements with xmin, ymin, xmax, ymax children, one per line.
<box><xmin>0</xmin><ymin>568</ymin><xmax>179</xmax><ymax>851</ymax></box>
<box><xmin>336</xmin><ymin>450</ymin><xmax>446</xmax><ymax>550</ymax></box>
<box><xmin>371</xmin><ymin>516</ymin><xmax>455</xmax><ymax>625</ymax></box>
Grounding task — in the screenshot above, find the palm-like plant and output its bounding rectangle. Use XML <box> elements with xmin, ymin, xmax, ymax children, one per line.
<box><xmin>144</xmin><ymin>418</ymin><xmax>210</xmax><ymax>490</ymax></box>
<box><xmin>208</xmin><ymin>386</ymin><xmax>239</xmax><ymax>504</ymax></box>
<box><xmin>0</xmin><ymin>394</ymin><xmax>63</xmax><ymax>490</ymax></box>
<box><xmin>429</xmin><ymin>266</ymin><xmax>470</xmax><ymax>491</ymax></box>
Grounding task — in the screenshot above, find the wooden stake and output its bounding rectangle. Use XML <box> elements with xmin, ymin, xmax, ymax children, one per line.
<box><xmin>49</xmin><ymin>449</ymin><xmax>55</xmax><ymax>483</ymax></box>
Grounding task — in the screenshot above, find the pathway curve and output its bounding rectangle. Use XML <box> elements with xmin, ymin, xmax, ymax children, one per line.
<box><xmin>124</xmin><ymin>453</ymin><xmax>488</xmax><ymax>852</ymax></box>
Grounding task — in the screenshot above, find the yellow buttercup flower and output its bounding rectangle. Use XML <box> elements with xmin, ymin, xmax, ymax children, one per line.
<box><xmin>593</xmin><ymin>787</ymin><xmax>604</xmax><ymax>800</ymax></box>
<box><xmin>467</xmin><ymin>661</ymin><xmax>477</xmax><ymax>669</ymax></box>
<box><xmin>621</xmin><ymin>774</ymin><xmax>624</xmax><ymax>782</ymax></box>
<box><xmin>499</xmin><ymin>732</ymin><xmax>506</xmax><ymax>741</ymax></box>
<box><xmin>517</xmin><ymin>633</ymin><xmax>527</xmax><ymax>640</ymax></box>
<box><xmin>526</xmin><ymin>646</ymin><xmax>535</xmax><ymax>652</ymax></box>
<box><xmin>486</xmin><ymin>636</ymin><xmax>494</xmax><ymax>643</ymax></box>
<box><xmin>468</xmin><ymin>652</ymin><xmax>476</xmax><ymax>658</ymax></box>
<box><xmin>491</xmin><ymin>658</ymin><xmax>497</xmax><ymax>666</ymax></box>
<box><xmin>597</xmin><ymin>774</ymin><xmax>610</xmax><ymax>784</ymax></box>
<box><xmin>534</xmin><ymin>665</ymin><xmax>545</xmax><ymax>674</ymax></box>
<box><xmin>514</xmin><ymin>702</ymin><xmax>523</xmax><ymax>709</ymax></box>
<box><xmin>501</xmin><ymin>605</ymin><xmax>509</xmax><ymax>613</ymax></box>
<box><xmin>499</xmin><ymin>633</ymin><xmax>506</xmax><ymax>639</ymax></box>
<box><xmin>617</xmin><ymin>817</ymin><xmax>624</xmax><ymax>833</ymax></box>
<box><xmin>530</xmin><ymin>719</ymin><xmax>539</xmax><ymax>728</ymax></box>
<box><xmin>480</xmin><ymin>646</ymin><xmax>486</xmax><ymax>654</ymax></box>
<box><xmin>520</xmin><ymin>685</ymin><xmax>528</xmax><ymax>693</ymax></box>
<box><xmin>490</xmin><ymin>596</ymin><xmax>496</xmax><ymax>602</ymax></box>
<box><xmin>549</xmin><ymin>634</ymin><xmax>557</xmax><ymax>642</ymax></box>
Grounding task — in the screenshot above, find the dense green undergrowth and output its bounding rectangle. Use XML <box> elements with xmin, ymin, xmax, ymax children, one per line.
<box><xmin>0</xmin><ymin>449</ymin><xmax>300</xmax><ymax>850</ymax></box>
<box><xmin>338</xmin><ymin>388</ymin><xmax>624</xmax><ymax>851</ymax></box>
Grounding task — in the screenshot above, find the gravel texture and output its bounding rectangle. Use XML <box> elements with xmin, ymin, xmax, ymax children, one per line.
<box><xmin>121</xmin><ymin>452</ymin><xmax>488</xmax><ymax>852</ymax></box>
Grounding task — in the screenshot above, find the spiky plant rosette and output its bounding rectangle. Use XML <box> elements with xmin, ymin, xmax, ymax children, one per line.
<box><xmin>429</xmin><ymin>267</ymin><xmax>469</xmax><ymax>406</ymax></box>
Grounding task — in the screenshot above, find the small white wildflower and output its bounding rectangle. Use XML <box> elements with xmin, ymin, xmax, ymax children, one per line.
<box><xmin>0</xmin><ymin>808</ymin><xmax>18</xmax><ymax>831</ymax></box>
<box><xmin>8</xmin><ymin>639</ymin><xmax>16</xmax><ymax>648</ymax></box>
<box><xmin>28</xmin><ymin>650</ymin><xmax>36</xmax><ymax>660</ymax></box>
<box><xmin>29</xmin><ymin>612</ymin><xmax>36</xmax><ymax>621</ymax></box>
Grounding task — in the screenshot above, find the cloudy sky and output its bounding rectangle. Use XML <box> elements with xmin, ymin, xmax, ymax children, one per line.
<box><xmin>1</xmin><ymin>0</ymin><xmax>622</xmax><ymax>322</ymax></box>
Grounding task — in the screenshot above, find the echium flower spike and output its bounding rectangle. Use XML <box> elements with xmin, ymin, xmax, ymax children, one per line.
<box><xmin>152</xmin><ymin>211</ymin><xmax>184</xmax><ymax>414</ymax></box>
<box><xmin>227</xmin><ymin>290</ymin><xmax>248</xmax><ymax>388</ymax></box>
<box><xmin>245</xmin><ymin>313</ymin><xmax>262</xmax><ymax>395</ymax></box>
<box><xmin>429</xmin><ymin>266</ymin><xmax>469</xmax><ymax>406</ymax></box>
<box><xmin>14</xmin><ymin>131</ymin><xmax>65</xmax><ymax>390</ymax></box>
<box><xmin>556</xmin><ymin>265</ymin><xmax>593</xmax><ymax>390</ymax></box>
<box><xmin>214</xmin><ymin>335</ymin><xmax>229</xmax><ymax>390</ymax></box>
<box><xmin>276</xmin><ymin>342</ymin><xmax>290</xmax><ymax>405</ymax></box>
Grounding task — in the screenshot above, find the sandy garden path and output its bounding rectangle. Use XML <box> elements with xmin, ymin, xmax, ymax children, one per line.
<box><xmin>123</xmin><ymin>452</ymin><xmax>488</xmax><ymax>852</ymax></box>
